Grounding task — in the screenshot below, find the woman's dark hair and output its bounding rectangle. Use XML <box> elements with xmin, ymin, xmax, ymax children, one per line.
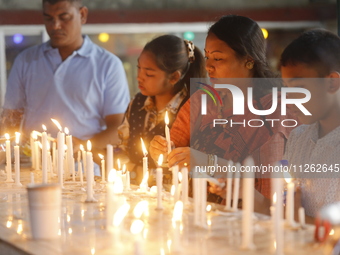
<box><xmin>208</xmin><ymin>15</ymin><xmax>275</xmax><ymax>98</ymax></box>
<box><xmin>280</xmin><ymin>29</ymin><xmax>340</xmax><ymax>76</ymax></box>
<box><xmin>143</xmin><ymin>34</ymin><xmax>206</xmax><ymax>94</ymax></box>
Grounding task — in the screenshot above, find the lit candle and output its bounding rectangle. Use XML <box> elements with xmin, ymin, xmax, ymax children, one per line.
<box><xmin>181</xmin><ymin>164</ymin><xmax>188</xmax><ymax>205</ymax></box>
<box><xmin>34</xmin><ymin>135</ymin><xmax>40</xmax><ymax>171</ymax></box>
<box><xmin>298</xmin><ymin>207</ymin><xmax>305</xmax><ymax>228</ymax></box>
<box><xmin>80</xmin><ymin>144</ymin><xmax>87</xmax><ymax>177</ymax></box>
<box><xmin>99</xmin><ymin>154</ymin><xmax>106</xmax><ymax>184</ymax></box>
<box><xmin>86</xmin><ymin>140</ymin><xmax>96</xmax><ymax>202</ymax></box>
<box><xmin>284</xmin><ymin>172</ymin><xmax>295</xmax><ymax>227</ymax></box>
<box><xmin>106</xmin><ymin>144</ymin><xmax>114</xmax><ymax>175</ymax></box>
<box><xmin>130</xmin><ymin>220</ymin><xmax>144</xmax><ymax>255</ymax></box>
<box><xmin>140</xmin><ymin>138</ymin><xmax>148</xmax><ymax>181</ymax></box>
<box><xmin>30</xmin><ymin>132</ymin><xmax>36</xmax><ymax>170</ymax></box>
<box><xmin>241</xmin><ymin>157</ymin><xmax>255</xmax><ymax>250</ymax></box>
<box><xmin>14</xmin><ymin>132</ymin><xmax>22</xmax><ymax>187</ymax></box>
<box><xmin>42</xmin><ymin>125</ymin><xmax>48</xmax><ymax>183</ymax></box>
<box><xmin>65</xmin><ymin>127</ymin><xmax>75</xmax><ymax>182</ymax></box>
<box><xmin>225</xmin><ymin>161</ymin><xmax>233</xmax><ymax>210</ymax></box>
<box><xmin>232</xmin><ymin>163</ymin><xmax>241</xmax><ymax>212</ymax></box>
<box><xmin>77</xmin><ymin>150</ymin><xmax>83</xmax><ymax>186</ymax></box>
<box><xmin>164</xmin><ymin>111</ymin><xmax>171</xmax><ymax>154</ymax></box>
<box><xmin>5</xmin><ymin>133</ymin><xmax>13</xmax><ymax>183</ymax></box>
<box><xmin>156</xmin><ymin>154</ymin><xmax>163</xmax><ymax>210</ymax></box>
<box><xmin>51</xmin><ymin>118</ymin><xmax>64</xmax><ymax>188</ymax></box>
<box><xmin>117</xmin><ymin>158</ymin><xmax>121</xmax><ymax>171</ymax></box>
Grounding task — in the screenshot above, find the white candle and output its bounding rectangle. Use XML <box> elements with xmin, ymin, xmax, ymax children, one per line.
<box><xmin>200</xmin><ymin>178</ymin><xmax>207</xmax><ymax>228</ymax></box>
<box><xmin>272</xmin><ymin>172</ymin><xmax>284</xmax><ymax>255</ymax></box>
<box><xmin>298</xmin><ymin>207</ymin><xmax>305</xmax><ymax>228</ymax></box>
<box><xmin>172</xmin><ymin>165</ymin><xmax>179</xmax><ymax>202</ymax></box>
<box><xmin>156</xmin><ymin>154</ymin><xmax>164</xmax><ymax>210</ymax></box>
<box><xmin>14</xmin><ymin>132</ymin><xmax>22</xmax><ymax>187</ymax></box>
<box><xmin>106</xmin><ymin>144</ymin><xmax>114</xmax><ymax>174</ymax></box>
<box><xmin>225</xmin><ymin>161</ymin><xmax>234</xmax><ymax>210</ymax></box>
<box><xmin>77</xmin><ymin>150</ymin><xmax>83</xmax><ymax>186</ymax></box>
<box><xmin>30</xmin><ymin>172</ymin><xmax>35</xmax><ymax>184</ymax></box>
<box><xmin>65</xmin><ymin>127</ymin><xmax>75</xmax><ymax>182</ymax></box>
<box><xmin>5</xmin><ymin>133</ymin><xmax>13</xmax><ymax>183</ymax></box>
<box><xmin>172</xmin><ymin>201</ymin><xmax>183</xmax><ymax>252</ymax></box>
<box><xmin>30</xmin><ymin>132</ymin><xmax>36</xmax><ymax>169</ymax></box>
<box><xmin>48</xmin><ymin>150</ymin><xmax>52</xmax><ymax>180</ymax></box>
<box><xmin>232</xmin><ymin>163</ymin><xmax>241</xmax><ymax>211</ymax></box>
<box><xmin>126</xmin><ymin>171</ymin><xmax>131</xmax><ymax>190</ymax></box>
<box><xmin>164</xmin><ymin>111</ymin><xmax>171</xmax><ymax>154</ymax></box>
<box><xmin>284</xmin><ymin>172</ymin><xmax>295</xmax><ymax>227</ymax></box>
<box><xmin>34</xmin><ymin>139</ymin><xmax>40</xmax><ymax>170</ymax></box>
<box><xmin>80</xmin><ymin>144</ymin><xmax>87</xmax><ymax>177</ymax></box>
<box><xmin>52</xmin><ymin>141</ymin><xmax>56</xmax><ymax>175</ymax></box>
<box><xmin>52</xmin><ymin>119</ymin><xmax>64</xmax><ymax>188</ymax></box>
<box><xmin>140</xmin><ymin>138</ymin><xmax>148</xmax><ymax>181</ymax></box>
<box><xmin>42</xmin><ymin>125</ymin><xmax>48</xmax><ymax>183</ymax></box>
<box><xmin>181</xmin><ymin>165</ymin><xmax>188</xmax><ymax>205</ymax></box>
<box><xmin>99</xmin><ymin>154</ymin><xmax>106</xmax><ymax>183</ymax></box>
<box><xmin>241</xmin><ymin>157</ymin><xmax>255</xmax><ymax>250</ymax></box>
<box><xmin>86</xmin><ymin>140</ymin><xmax>96</xmax><ymax>202</ymax></box>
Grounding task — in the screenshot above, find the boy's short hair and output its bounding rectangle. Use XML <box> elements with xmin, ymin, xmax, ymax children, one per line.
<box><xmin>42</xmin><ymin>0</ymin><xmax>82</xmax><ymax>7</ymax></box>
<box><xmin>280</xmin><ymin>29</ymin><xmax>340</xmax><ymax>76</ymax></box>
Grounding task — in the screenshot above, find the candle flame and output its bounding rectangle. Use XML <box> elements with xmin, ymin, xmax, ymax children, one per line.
<box><xmin>32</xmin><ymin>131</ymin><xmax>37</xmax><ymax>140</ymax></box>
<box><xmin>133</xmin><ymin>200</ymin><xmax>149</xmax><ymax>218</ymax></box>
<box><xmin>330</xmin><ymin>229</ymin><xmax>335</xmax><ymax>235</ymax></box>
<box><xmin>172</xmin><ymin>201</ymin><xmax>183</xmax><ymax>222</ymax></box>
<box><xmin>117</xmin><ymin>159</ymin><xmax>121</xmax><ymax>170</ymax></box>
<box><xmin>98</xmin><ymin>154</ymin><xmax>104</xmax><ymax>160</ymax></box>
<box><xmin>206</xmin><ymin>204</ymin><xmax>212</xmax><ymax>212</ymax></box>
<box><xmin>51</xmin><ymin>118</ymin><xmax>62</xmax><ymax>131</ymax></box>
<box><xmin>42</xmin><ymin>124</ymin><xmax>46</xmax><ymax>131</ymax></box>
<box><xmin>64</xmin><ymin>127</ymin><xmax>69</xmax><ymax>135</ymax></box>
<box><xmin>113</xmin><ymin>203</ymin><xmax>130</xmax><ymax>227</ymax></box>
<box><xmin>5</xmin><ymin>133</ymin><xmax>9</xmax><ymax>140</ymax></box>
<box><xmin>274</xmin><ymin>241</ymin><xmax>277</xmax><ymax>249</ymax></box>
<box><xmin>178</xmin><ymin>171</ymin><xmax>182</xmax><ymax>182</ymax></box>
<box><xmin>165</xmin><ymin>111</ymin><xmax>169</xmax><ymax>125</ymax></box>
<box><xmin>171</xmin><ymin>185</ymin><xmax>175</xmax><ymax>196</ymax></box>
<box><xmin>157</xmin><ymin>154</ymin><xmax>163</xmax><ymax>167</ymax></box>
<box><xmin>284</xmin><ymin>171</ymin><xmax>292</xmax><ymax>183</ymax></box>
<box><xmin>140</xmin><ymin>138</ymin><xmax>148</xmax><ymax>156</ymax></box>
<box><xmin>130</xmin><ymin>219</ymin><xmax>144</xmax><ymax>235</ymax></box>
<box><xmin>80</xmin><ymin>144</ymin><xmax>84</xmax><ymax>151</ymax></box>
<box><xmin>108</xmin><ymin>169</ymin><xmax>116</xmax><ymax>183</ymax></box>
<box><xmin>122</xmin><ymin>164</ymin><xmax>127</xmax><ymax>174</ymax></box>
<box><xmin>87</xmin><ymin>140</ymin><xmax>91</xmax><ymax>151</ymax></box>
<box><xmin>273</xmin><ymin>192</ymin><xmax>277</xmax><ymax>204</ymax></box>
<box><xmin>15</xmin><ymin>132</ymin><xmax>20</xmax><ymax>145</ymax></box>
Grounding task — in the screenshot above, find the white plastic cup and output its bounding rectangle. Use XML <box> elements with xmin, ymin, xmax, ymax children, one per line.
<box><xmin>27</xmin><ymin>183</ymin><xmax>61</xmax><ymax>239</ymax></box>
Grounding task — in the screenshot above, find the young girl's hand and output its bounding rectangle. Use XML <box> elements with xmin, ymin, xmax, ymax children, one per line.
<box><xmin>149</xmin><ymin>135</ymin><xmax>168</xmax><ymax>162</ymax></box>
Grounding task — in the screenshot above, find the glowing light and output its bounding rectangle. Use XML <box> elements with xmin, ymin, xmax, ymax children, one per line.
<box><xmin>171</xmin><ymin>185</ymin><xmax>175</xmax><ymax>196</ymax></box>
<box><xmin>98</xmin><ymin>154</ymin><xmax>104</xmax><ymax>160</ymax></box>
<box><xmin>68</xmin><ymin>228</ymin><xmax>72</xmax><ymax>234</ymax></box>
<box><xmin>13</xmin><ymin>34</ymin><xmax>23</xmax><ymax>44</ymax></box>
<box><xmin>172</xmin><ymin>201</ymin><xmax>183</xmax><ymax>222</ymax></box>
<box><xmin>133</xmin><ymin>200</ymin><xmax>149</xmax><ymax>218</ymax></box>
<box><xmin>206</xmin><ymin>204</ymin><xmax>212</xmax><ymax>212</ymax></box>
<box><xmin>80</xmin><ymin>144</ymin><xmax>84</xmax><ymax>151</ymax></box>
<box><xmin>64</xmin><ymin>127</ymin><xmax>69</xmax><ymax>135</ymax></box>
<box><xmin>91</xmin><ymin>248</ymin><xmax>95</xmax><ymax>255</ymax></box>
<box><xmin>157</xmin><ymin>154</ymin><xmax>163</xmax><ymax>167</ymax></box>
<box><xmin>5</xmin><ymin>133</ymin><xmax>9</xmax><ymax>140</ymax></box>
<box><xmin>167</xmin><ymin>240</ymin><xmax>172</xmax><ymax>251</ymax></box>
<box><xmin>98</xmin><ymin>33</ymin><xmax>109</xmax><ymax>43</ymax></box>
<box><xmin>273</xmin><ymin>193</ymin><xmax>277</xmax><ymax>205</ymax></box>
<box><xmin>117</xmin><ymin>159</ymin><xmax>121</xmax><ymax>170</ymax></box>
<box><xmin>207</xmin><ymin>219</ymin><xmax>212</xmax><ymax>226</ymax></box>
<box><xmin>108</xmin><ymin>169</ymin><xmax>117</xmax><ymax>183</ymax></box>
<box><xmin>261</xmin><ymin>28</ymin><xmax>268</xmax><ymax>39</ymax></box>
<box><xmin>183</xmin><ymin>31</ymin><xmax>195</xmax><ymax>41</ymax></box>
<box><xmin>15</xmin><ymin>132</ymin><xmax>20</xmax><ymax>144</ymax></box>
<box><xmin>141</xmin><ymin>138</ymin><xmax>148</xmax><ymax>156</ymax></box>
<box><xmin>130</xmin><ymin>219</ymin><xmax>144</xmax><ymax>235</ymax></box>
<box><xmin>6</xmin><ymin>220</ymin><xmax>12</xmax><ymax>228</ymax></box>
<box><xmin>113</xmin><ymin>203</ymin><xmax>130</xmax><ymax>227</ymax></box>
<box><xmin>143</xmin><ymin>228</ymin><xmax>148</xmax><ymax>239</ymax></box>
<box><xmin>42</xmin><ymin>124</ymin><xmax>47</xmax><ymax>131</ymax></box>
<box><xmin>87</xmin><ymin>140</ymin><xmax>92</xmax><ymax>151</ymax></box>
<box><xmin>67</xmin><ymin>215</ymin><xmax>71</xmax><ymax>222</ymax></box>
<box><xmin>284</xmin><ymin>172</ymin><xmax>292</xmax><ymax>184</ymax></box>
<box><xmin>51</xmin><ymin>119</ymin><xmax>62</xmax><ymax>131</ymax></box>
<box><xmin>165</xmin><ymin>111</ymin><xmax>169</xmax><ymax>125</ymax></box>
<box><xmin>17</xmin><ymin>223</ymin><xmax>23</xmax><ymax>234</ymax></box>
<box><xmin>330</xmin><ymin>229</ymin><xmax>335</xmax><ymax>235</ymax></box>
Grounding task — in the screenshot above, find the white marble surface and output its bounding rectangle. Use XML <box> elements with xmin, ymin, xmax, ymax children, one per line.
<box><xmin>0</xmin><ymin>168</ymin><xmax>326</xmax><ymax>255</ymax></box>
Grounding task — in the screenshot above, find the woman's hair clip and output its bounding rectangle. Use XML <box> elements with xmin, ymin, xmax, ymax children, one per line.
<box><xmin>184</xmin><ymin>39</ymin><xmax>195</xmax><ymax>63</ymax></box>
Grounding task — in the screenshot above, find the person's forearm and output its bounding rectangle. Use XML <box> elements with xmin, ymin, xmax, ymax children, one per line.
<box><xmin>91</xmin><ymin>126</ymin><xmax>120</xmax><ymax>149</ymax></box>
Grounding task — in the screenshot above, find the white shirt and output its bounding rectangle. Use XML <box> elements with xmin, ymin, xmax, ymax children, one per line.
<box><xmin>285</xmin><ymin>122</ymin><xmax>340</xmax><ymax>217</ymax></box>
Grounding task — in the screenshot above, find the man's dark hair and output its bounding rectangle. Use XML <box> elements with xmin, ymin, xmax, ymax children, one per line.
<box><xmin>43</xmin><ymin>0</ymin><xmax>82</xmax><ymax>6</ymax></box>
<box><xmin>280</xmin><ymin>29</ymin><xmax>340</xmax><ymax>76</ymax></box>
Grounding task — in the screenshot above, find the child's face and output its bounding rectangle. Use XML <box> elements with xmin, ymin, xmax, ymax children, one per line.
<box><xmin>281</xmin><ymin>63</ymin><xmax>334</xmax><ymax>125</ymax></box>
<box><xmin>137</xmin><ymin>51</ymin><xmax>173</xmax><ymax>97</ymax></box>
